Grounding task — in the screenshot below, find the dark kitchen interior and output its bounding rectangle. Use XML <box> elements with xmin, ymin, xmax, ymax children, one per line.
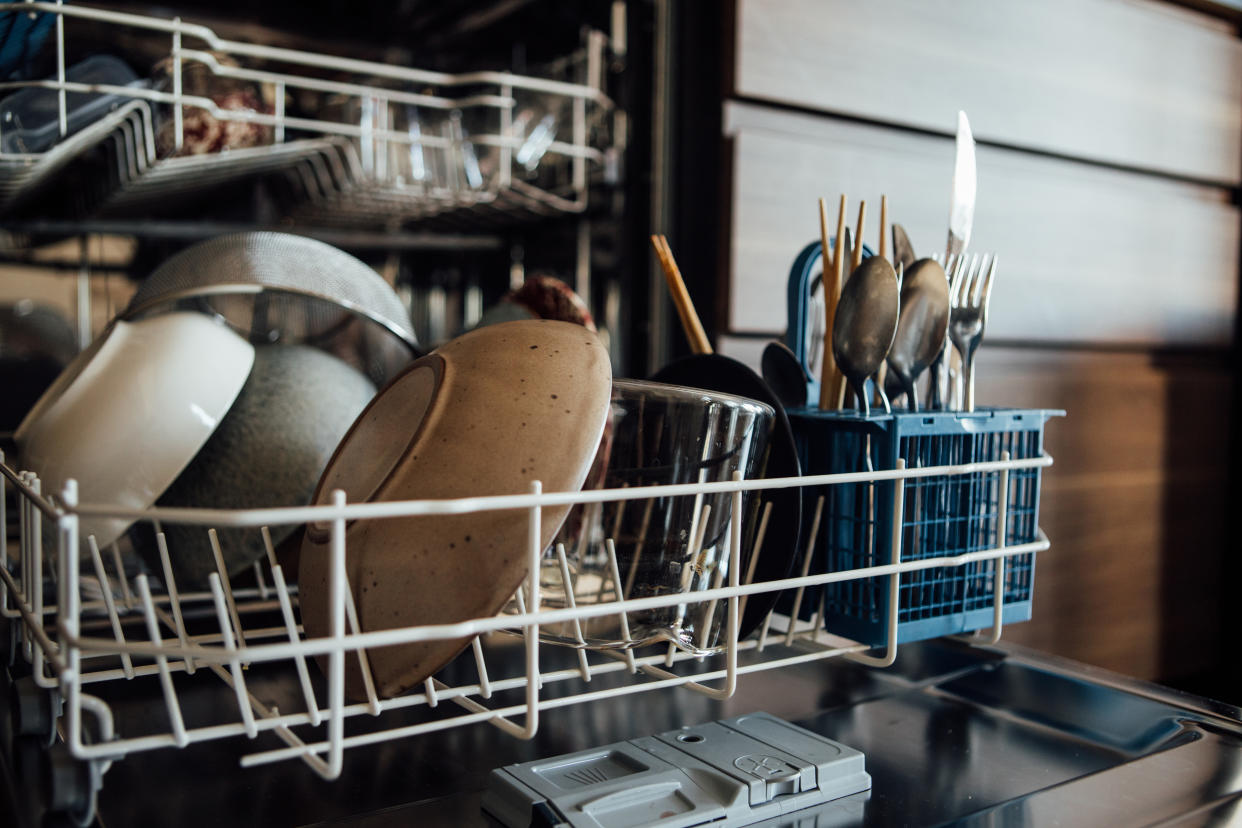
<box><xmin>2</xmin><ymin>0</ymin><xmax>1241</xmax><ymax>825</ymax></box>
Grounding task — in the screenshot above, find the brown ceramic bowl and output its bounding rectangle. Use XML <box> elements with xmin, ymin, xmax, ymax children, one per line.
<box><xmin>298</xmin><ymin>319</ymin><xmax>612</xmax><ymax>699</ymax></box>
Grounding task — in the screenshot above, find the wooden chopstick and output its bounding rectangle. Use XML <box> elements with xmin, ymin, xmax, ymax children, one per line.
<box><xmin>820</xmin><ymin>195</ymin><xmax>849</xmax><ymax>410</ymax></box>
<box><xmin>817</xmin><ymin>198</ymin><xmax>839</xmax><ymax>410</ymax></box>
<box><xmin>651</xmin><ymin>234</ymin><xmax>712</xmax><ymax>356</ymax></box>
<box><xmin>852</xmin><ymin>200</ymin><xmax>867</xmax><ymax>271</ymax></box>
<box><xmin>878</xmin><ymin>194</ymin><xmax>888</xmax><ymax>262</ymax></box>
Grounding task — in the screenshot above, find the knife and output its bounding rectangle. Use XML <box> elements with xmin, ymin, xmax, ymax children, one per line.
<box><xmin>929</xmin><ymin>111</ymin><xmax>976</xmax><ymax>410</ymax></box>
<box><xmin>945</xmin><ymin>110</ymin><xmax>976</xmax><ymax>261</ymax></box>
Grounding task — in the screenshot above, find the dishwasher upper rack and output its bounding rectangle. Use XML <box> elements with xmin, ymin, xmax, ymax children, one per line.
<box><xmin>0</xmin><ymin>448</ymin><xmax>1052</xmax><ymax>825</ymax></box>
<box><xmin>0</xmin><ymin>2</ymin><xmax>616</xmax><ymax>226</ymax></box>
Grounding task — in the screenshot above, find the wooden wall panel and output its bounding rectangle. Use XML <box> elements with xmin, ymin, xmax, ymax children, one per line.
<box><xmin>725</xmin><ymin>102</ymin><xmax>1240</xmax><ymax>346</ymax></box>
<box><xmin>735</xmin><ymin>0</ymin><xmax>1242</xmax><ymax>184</ymax></box>
<box><xmin>720</xmin><ymin>0</ymin><xmax>1240</xmax><ymax>694</ymax></box>
<box><xmin>976</xmin><ymin>348</ymin><xmax>1230</xmax><ymax>682</ymax></box>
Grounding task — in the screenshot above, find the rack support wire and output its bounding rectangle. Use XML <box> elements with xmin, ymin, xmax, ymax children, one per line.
<box><xmin>1</xmin><ymin>451</ymin><xmax>1054</xmax><ymax>781</ymax></box>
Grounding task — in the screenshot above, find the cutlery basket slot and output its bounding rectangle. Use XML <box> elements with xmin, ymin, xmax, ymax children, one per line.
<box><xmin>785</xmin><ymin>407</ymin><xmax>1062</xmax><ymax>647</ymax></box>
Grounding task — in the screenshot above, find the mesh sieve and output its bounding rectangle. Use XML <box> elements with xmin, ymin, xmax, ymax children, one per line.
<box><xmin>120</xmin><ymin>232</ymin><xmax>418</xmax><ymax>384</ymax></box>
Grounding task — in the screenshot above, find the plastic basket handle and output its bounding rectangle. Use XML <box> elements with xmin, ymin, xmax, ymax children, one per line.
<box><xmin>784</xmin><ymin>238</ymin><xmax>875</xmax><ymax>406</ymax></box>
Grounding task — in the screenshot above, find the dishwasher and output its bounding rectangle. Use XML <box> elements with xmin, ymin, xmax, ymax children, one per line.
<box><xmin>3</xmin><ymin>3</ymin><xmax>1242</xmax><ymax>828</ymax></box>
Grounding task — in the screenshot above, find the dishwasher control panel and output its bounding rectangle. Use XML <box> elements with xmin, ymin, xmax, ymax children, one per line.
<box><xmin>482</xmin><ymin>712</ymin><xmax>871</xmax><ymax>827</ymax></box>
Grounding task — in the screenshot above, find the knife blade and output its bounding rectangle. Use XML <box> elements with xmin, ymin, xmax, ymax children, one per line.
<box><xmin>946</xmin><ymin>110</ymin><xmax>976</xmax><ymax>260</ymax></box>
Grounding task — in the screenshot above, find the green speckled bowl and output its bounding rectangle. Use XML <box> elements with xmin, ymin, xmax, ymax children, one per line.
<box><xmin>133</xmin><ymin>344</ymin><xmax>376</xmax><ymax>587</ymax></box>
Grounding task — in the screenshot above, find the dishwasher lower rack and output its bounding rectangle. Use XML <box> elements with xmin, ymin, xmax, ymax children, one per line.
<box><xmin>0</xmin><ymin>450</ymin><xmax>1052</xmax><ymax>825</ymax></box>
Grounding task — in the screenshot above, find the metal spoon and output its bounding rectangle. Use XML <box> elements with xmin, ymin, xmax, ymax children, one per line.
<box><xmin>885</xmin><ymin>258</ymin><xmax>949</xmax><ymax>411</ymax></box>
<box><xmin>891</xmin><ymin>223</ymin><xmax>917</xmax><ymax>273</ymax></box>
<box><xmin>831</xmin><ymin>256</ymin><xmax>899</xmax><ymax>417</ymax></box>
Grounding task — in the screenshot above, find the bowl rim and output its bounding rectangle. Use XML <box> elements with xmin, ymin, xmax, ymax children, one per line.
<box><xmin>13</xmin><ymin>311</ymin><xmax>255</xmax><ymax>548</ymax></box>
<box><xmin>610</xmin><ymin>376</ymin><xmax>776</xmax><ymax>416</ymax></box>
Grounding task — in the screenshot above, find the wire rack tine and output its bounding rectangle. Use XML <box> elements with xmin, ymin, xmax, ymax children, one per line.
<box><xmin>271</xmin><ymin>564</ymin><xmax>321</xmax><ymax>726</ymax></box>
<box><xmin>260</xmin><ymin>527</ymin><xmax>279</xmax><ymax>570</ymax></box>
<box><xmin>756</xmin><ymin>605</ymin><xmax>775</xmax><ymax>652</ymax></box>
<box><xmin>136</xmin><ymin>575</ymin><xmax>188</xmax><ymax>746</ymax></box>
<box><xmin>208</xmin><ymin>528</ymin><xmax>247</xmax><ymax>650</ymax></box>
<box><xmin>603</xmin><ymin>540</ymin><xmax>637</xmax><ymax>673</ymax></box>
<box><xmin>109</xmin><ymin>540</ymin><xmax>135</xmax><ymax>609</ymax></box>
<box><xmin>208</xmin><ymin>573</ymin><xmax>258</xmax><ymax>738</ymax></box>
<box><xmin>697</xmin><ymin>567</ymin><xmax>726</xmax><ymax>658</ymax></box>
<box><xmin>738</xmin><ymin>500</ymin><xmax>773</xmax><ymax>621</ymax></box>
<box><xmin>472</xmin><ymin>637</ymin><xmax>493</xmax><ymax>699</ymax></box>
<box><xmin>155</xmin><ymin>531</ymin><xmax>195</xmax><ymax>675</ymax></box>
<box><xmin>423</xmin><ymin>678</ymin><xmax>438</xmax><ymax>708</ymax></box>
<box><xmin>87</xmin><ymin>536</ymin><xmax>134</xmax><ymax>679</ymax></box>
<box><xmin>784</xmin><ymin>495</ymin><xmax>825</xmax><ymax>647</ymax></box>
<box><xmin>554</xmin><ymin>543</ymin><xmax>592</xmax><ymax>682</ymax></box>
<box><xmin>344</xmin><ymin>586</ymin><xmax>382</xmax><ymax>715</ymax></box>
<box><xmin>666</xmin><ymin>502</ymin><xmax>712</xmax><ymax>668</ymax></box>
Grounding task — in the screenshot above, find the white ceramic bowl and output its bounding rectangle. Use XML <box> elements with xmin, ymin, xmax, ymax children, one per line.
<box><xmin>14</xmin><ymin>312</ymin><xmax>255</xmax><ymax>549</ymax></box>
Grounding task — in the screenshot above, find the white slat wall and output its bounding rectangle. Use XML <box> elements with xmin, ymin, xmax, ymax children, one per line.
<box><xmin>726</xmin><ymin>0</ymin><xmax>1242</xmax><ymax>348</ymax></box>
<box><xmin>725</xmin><ymin>103</ymin><xmax>1240</xmax><ymax>345</ymax></box>
<box><xmin>735</xmin><ymin>0</ymin><xmax>1242</xmax><ymax>183</ymax></box>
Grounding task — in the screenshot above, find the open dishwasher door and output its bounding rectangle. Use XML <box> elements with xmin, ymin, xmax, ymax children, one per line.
<box><xmin>7</xmin><ymin>637</ymin><xmax>1242</xmax><ymax>827</ymax></box>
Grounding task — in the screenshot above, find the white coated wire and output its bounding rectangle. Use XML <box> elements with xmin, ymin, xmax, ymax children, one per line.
<box><xmin>0</xmin><ymin>3</ymin><xmax>613</xmax><ymax>220</ymax></box>
<box><xmin>1</xmin><ymin>450</ymin><xmax>1051</xmax><ymax>785</ymax></box>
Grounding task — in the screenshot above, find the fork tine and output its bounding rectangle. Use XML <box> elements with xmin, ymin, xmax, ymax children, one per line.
<box><xmin>962</xmin><ymin>254</ymin><xmax>977</xmax><ymax>302</ymax></box>
<box><xmin>949</xmin><ymin>254</ymin><xmax>968</xmax><ymax>305</ymax></box>
<box><xmin>964</xmin><ymin>253</ymin><xmax>981</xmax><ymax>307</ymax></box>
<box><xmin>979</xmin><ymin>255</ymin><xmax>998</xmax><ymax>312</ymax></box>
<box><xmin>973</xmin><ymin>253</ymin><xmax>992</xmax><ymax>307</ymax></box>
<box><xmin>980</xmin><ymin>253</ymin><xmax>994</xmax><ymax>306</ymax></box>
<box><xmin>966</xmin><ymin>253</ymin><xmax>984</xmax><ymax>307</ymax></box>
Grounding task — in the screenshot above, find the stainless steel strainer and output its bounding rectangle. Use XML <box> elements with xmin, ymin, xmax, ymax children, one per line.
<box><xmin>120</xmin><ymin>232</ymin><xmax>419</xmax><ymax>384</ymax></box>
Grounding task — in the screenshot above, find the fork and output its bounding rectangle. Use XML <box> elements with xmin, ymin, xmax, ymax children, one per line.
<box><xmin>947</xmin><ymin>253</ymin><xmax>997</xmax><ymax>412</ymax></box>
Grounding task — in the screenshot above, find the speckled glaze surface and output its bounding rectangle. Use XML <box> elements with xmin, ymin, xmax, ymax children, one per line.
<box><xmin>298</xmin><ymin>319</ymin><xmax>613</xmax><ymax>699</ymax></box>
<box><xmin>13</xmin><ymin>312</ymin><xmax>254</xmax><ymax>549</ymax></box>
<box><xmin>133</xmin><ymin>345</ymin><xmax>377</xmax><ymax>587</ymax></box>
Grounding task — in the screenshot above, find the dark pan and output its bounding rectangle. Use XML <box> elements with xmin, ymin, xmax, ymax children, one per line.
<box><xmin>651</xmin><ymin>354</ymin><xmax>802</xmax><ymax>640</ymax></box>
<box><xmin>761</xmin><ymin>340</ymin><xmax>808</xmax><ymax>409</ymax></box>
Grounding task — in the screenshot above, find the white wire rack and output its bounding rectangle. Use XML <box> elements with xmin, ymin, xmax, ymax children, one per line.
<box><xmin>0</xmin><ymin>2</ymin><xmax>616</xmax><ymax>225</ymax></box>
<box><xmin>0</xmin><ymin>447</ymin><xmax>1053</xmax><ymax>816</ymax></box>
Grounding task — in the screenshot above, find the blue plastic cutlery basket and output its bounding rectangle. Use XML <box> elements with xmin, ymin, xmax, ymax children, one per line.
<box><xmin>786</xmin><ymin>406</ymin><xmax>1062</xmax><ymax>647</ymax></box>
